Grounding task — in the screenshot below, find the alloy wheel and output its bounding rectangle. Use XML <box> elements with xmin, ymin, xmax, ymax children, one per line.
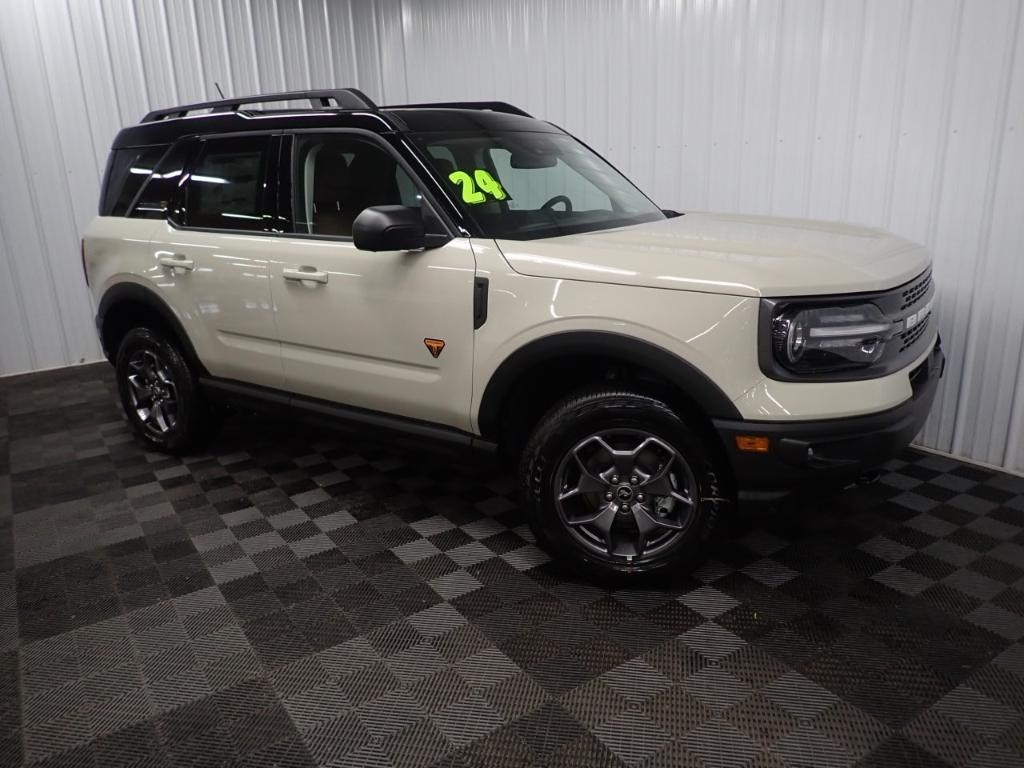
<box><xmin>125</xmin><ymin>348</ymin><xmax>179</xmax><ymax>437</ymax></box>
<box><xmin>553</xmin><ymin>429</ymin><xmax>699</xmax><ymax>563</ymax></box>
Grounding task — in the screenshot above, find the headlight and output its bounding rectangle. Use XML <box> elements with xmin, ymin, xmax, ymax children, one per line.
<box><xmin>771</xmin><ymin>303</ymin><xmax>895</xmax><ymax>373</ymax></box>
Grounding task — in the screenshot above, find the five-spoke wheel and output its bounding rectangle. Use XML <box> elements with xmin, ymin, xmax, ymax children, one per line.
<box><xmin>126</xmin><ymin>348</ymin><xmax>179</xmax><ymax>437</ymax></box>
<box><xmin>115</xmin><ymin>326</ymin><xmax>213</xmax><ymax>453</ymax></box>
<box><xmin>522</xmin><ymin>389</ymin><xmax>724</xmax><ymax>579</ymax></box>
<box><xmin>555</xmin><ymin>430</ymin><xmax>698</xmax><ymax>561</ymax></box>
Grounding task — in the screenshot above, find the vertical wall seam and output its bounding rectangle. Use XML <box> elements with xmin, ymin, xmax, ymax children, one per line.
<box><xmin>882</xmin><ymin>0</ymin><xmax>914</xmax><ymax>231</ymax></box>
<box><xmin>733</xmin><ymin>0</ymin><xmax>750</xmax><ymax>212</ymax></box>
<box><xmin>921</xmin><ymin>0</ymin><xmax>964</xmax><ymax>446</ymax></box>
<box><xmin>839</xmin><ymin>0</ymin><xmax>868</xmax><ymax>221</ymax></box>
<box><xmin>296</xmin><ymin>0</ymin><xmax>312</xmax><ymax>86</ymax></box>
<box><xmin>924</xmin><ymin>0</ymin><xmax>965</xmax><ymax>253</ymax></box>
<box><xmin>950</xmin><ymin>0</ymin><xmax>1022</xmax><ymax>458</ymax></box>
<box><xmin>702</xmin><ymin>0</ymin><xmax>716</xmax><ymax>208</ymax></box>
<box><xmin>158</xmin><ymin>0</ymin><xmax>181</xmax><ymax>104</ymax></box>
<box><xmin>766</xmin><ymin>0</ymin><xmax>786</xmax><ymax>214</ymax></box>
<box><xmin>347</xmin><ymin>0</ymin><xmax>360</xmax><ymax>85</ymax></box>
<box><xmin>187</xmin><ymin>0</ymin><xmax>209</xmax><ymax>98</ymax></box>
<box><xmin>129</xmin><ymin>0</ymin><xmax>154</xmax><ymax>111</ymax></box>
<box><xmin>95</xmin><ymin>0</ymin><xmax>124</xmax><ymax>124</ymax></box>
<box><xmin>0</xmin><ymin>9</ymin><xmax>70</xmax><ymax>365</ymax></box>
<box><xmin>64</xmin><ymin>0</ymin><xmax>103</xmax><ymax>181</ymax></box>
<box><xmin>999</xmin><ymin>6</ymin><xmax>1024</xmax><ymax>470</ymax></box>
<box><xmin>31</xmin><ymin>0</ymin><xmax>99</xmax><ymax>353</ymax></box>
<box><xmin>803</xmin><ymin>0</ymin><xmax>827</xmax><ymax>218</ymax></box>
<box><xmin>217</xmin><ymin>0</ymin><xmax>236</xmax><ymax>94</ymax></box>
<box><xmin>320</xmin><ymin>0</ymin><xmax>335</xmax><ymax>83</ymax></box>
<box><xmin>272</xmin><ymin>0</ymin><xmax>287</xmax><ymax>88</ymax></box>
<box><xmin>0</xmin><ymin>160</ymin><xmax>34</xmax><ymax>370</ymax></box>
<box><xmin>399</xmin><ymin>0</ymin><xmax>410</xmax><ymax>102</ymax></box>
<box><xmin>370</xmin><ymin>1</ymin><xmax>387</xmax><ymax>101</ymax></box>
<box><xmin>244</xmin><ymin>0</ymin><xmax>263</xmax><ymax>92</ymax></box>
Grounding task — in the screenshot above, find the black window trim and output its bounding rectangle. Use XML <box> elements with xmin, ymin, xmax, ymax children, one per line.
<box><xmin>278</xmin><ymin>127</ymin><xmax>459</xmax><ymax>243</ymax></box>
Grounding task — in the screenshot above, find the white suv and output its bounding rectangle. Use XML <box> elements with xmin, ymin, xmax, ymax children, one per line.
<box><xmin>83</xmin><ymin>89</ymin><xmax>944</xmax><ymax>579</ymax></box>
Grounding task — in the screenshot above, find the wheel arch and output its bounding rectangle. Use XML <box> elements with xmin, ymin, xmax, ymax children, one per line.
<box><xmin>97</xmin><ymin>282</ymin><xmax>206</xmax><ymax>374</ymax></box>
<box><xmin>476</xmin><ymin>331</ymin><xmax>742</xmax><ymax>447</ymax></box>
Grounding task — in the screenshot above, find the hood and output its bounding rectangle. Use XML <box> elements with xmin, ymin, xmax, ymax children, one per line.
<box><xmin>495</xmin><ymin>212</ymin><xmax>931</xmax><ymax>297</ymax></box>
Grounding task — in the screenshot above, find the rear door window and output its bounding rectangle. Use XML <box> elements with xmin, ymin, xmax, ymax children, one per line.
<box><xmin>175</xmin><ymin>136</ymin><xmax>271</xmax><ymax>231</ymax></box>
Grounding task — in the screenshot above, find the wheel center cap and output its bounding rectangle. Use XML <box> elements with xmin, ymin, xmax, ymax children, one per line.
<box><xmin>615</xmin><ymin>485</ymin><xmax>634</xmax><ymax>502</ymax></box>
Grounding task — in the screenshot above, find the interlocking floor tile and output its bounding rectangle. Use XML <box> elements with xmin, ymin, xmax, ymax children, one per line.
<box><xmin>3</xmin><ymin>364</ymin><xmax>1024</xmax><ymax>767</ymax></box>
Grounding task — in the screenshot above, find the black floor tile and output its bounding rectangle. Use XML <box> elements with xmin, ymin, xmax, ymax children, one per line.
<box><xmin>2</xmin><ymin>363</ymin><xmax>1023</xmax><ymax>767</ymax></box>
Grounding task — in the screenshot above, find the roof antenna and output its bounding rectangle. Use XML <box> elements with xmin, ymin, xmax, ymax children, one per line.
<box><xmin>214</xmin><ymin>81</ymin><xmax>226</xmax><ymax>99</ymax></box>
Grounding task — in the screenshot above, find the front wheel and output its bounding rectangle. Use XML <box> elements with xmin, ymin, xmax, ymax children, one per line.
<box><xmin>521</xmin><ymin>390</ymin><xmax>726</xmax><ymax>581</ymax></box>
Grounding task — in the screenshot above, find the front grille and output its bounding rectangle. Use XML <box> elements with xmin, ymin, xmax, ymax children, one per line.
<box><xmin>899</xmin><ymin>314</ymin><xmax>930</xmax><ymax>353</ymax></box>
<box><xmin>900</xmin><ymin>270</ymin><xmax>932</xmax><ymax>311</ymax></box>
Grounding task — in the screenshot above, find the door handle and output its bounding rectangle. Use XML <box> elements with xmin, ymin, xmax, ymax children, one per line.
<box><xmin>158</xmin><ymin>253</ymin><xmax>195</xmax><ymax>272</ymax></box>
<box><xmin>283</xmin><ymin>266</ymin><xmax>329</xmax><ymax>285</ymax></box>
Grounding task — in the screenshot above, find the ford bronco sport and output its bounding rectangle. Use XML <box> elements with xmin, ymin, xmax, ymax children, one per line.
<box><xmin>83</xmin><ymin>88</ymin><xmax>944</xmax><ymax>579</ymax></box>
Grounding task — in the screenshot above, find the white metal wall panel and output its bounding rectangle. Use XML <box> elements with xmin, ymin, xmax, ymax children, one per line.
<box><xmin>0</xmin><ymin>0</ymin><xmax>1022</xmax><ymax>473</ymax></box>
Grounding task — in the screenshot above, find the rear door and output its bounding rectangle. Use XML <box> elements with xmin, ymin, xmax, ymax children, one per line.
<box><xmin>265</xmin><ymin>132</ymin><xmax>477</xmax><ymax>431</ymax></box>
<box><xmin>143</xmin><ymin>134</ymin><xmax>286</xmax><ymax>389</ymax></box>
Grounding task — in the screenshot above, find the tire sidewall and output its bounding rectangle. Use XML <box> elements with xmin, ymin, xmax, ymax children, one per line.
<box><xmin>115</xmin><ymin>327</ymin><xmax>200</xmax><ymax>453</ymax></box>
<box><xmin>523</xmin><ymin>393</ymin><xmax>721</xmax><ymax>580</ymax></box>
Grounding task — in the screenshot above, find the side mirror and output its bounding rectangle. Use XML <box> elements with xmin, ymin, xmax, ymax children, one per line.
<box><xmin>353</xmin><ymin>205</ymin><xmax>427</xmax><ymax>251</ymax></box>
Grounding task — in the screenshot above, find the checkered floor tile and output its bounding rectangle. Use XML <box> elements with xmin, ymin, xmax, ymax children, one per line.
<box><xmin>1</xmin><ymin>363</ymin><xmax>1023</xmax><ymax>767</ymax></box>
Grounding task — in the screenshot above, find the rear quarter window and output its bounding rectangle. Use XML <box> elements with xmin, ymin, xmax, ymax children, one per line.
<box><xmin>100</xmin><ymin>146</ymin><xmax>168</xmax><ymax>216</ymax></box>
<box><xmin>130</xmin><ymin>141</ymin><xmax>197</xmax><ymax>220</ymax></box>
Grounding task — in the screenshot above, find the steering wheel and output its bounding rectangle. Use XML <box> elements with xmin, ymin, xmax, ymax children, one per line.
<box><xmin>540</xmin><ymin>195</ymin><xmax>573</xmax><ymax>213</ymax></box>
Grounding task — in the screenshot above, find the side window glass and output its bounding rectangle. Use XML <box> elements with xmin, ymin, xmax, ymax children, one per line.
<box><xmin>292</xmin><ymin>135</ymin><xmax>424</xmax><ymax>237</ymax></box>
<box><xmin>103</xmin><ymin>146</ymin><xmax>168</xmax><ymax>216</ymax></box>
<box><xmin>179</xmin><ymin>137</ymin><xmax>268</xmax><ymax>231</ymax></box>
<box><xmin>130</xmin><ymin>141</ymin><xmax>195</xmax><ymax>220</ymax></box>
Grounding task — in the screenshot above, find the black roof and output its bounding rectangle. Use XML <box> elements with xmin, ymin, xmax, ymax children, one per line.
<box><xmin>112</xmin><ymin>88</ymin><xmax>556</xmax><ymax>149</ymax></box>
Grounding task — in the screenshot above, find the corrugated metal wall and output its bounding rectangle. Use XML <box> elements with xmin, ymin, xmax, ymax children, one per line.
<box><xmin>0</xmin><ymin>0</ymin><xmax>1022</xmax><ymax>473</ymax></box>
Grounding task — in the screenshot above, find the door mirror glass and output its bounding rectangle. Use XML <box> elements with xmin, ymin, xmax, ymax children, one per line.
<box><xmin>353</xmin><ymin>205</ymin><xmax>427</xmax><ymax>251</ymax></box>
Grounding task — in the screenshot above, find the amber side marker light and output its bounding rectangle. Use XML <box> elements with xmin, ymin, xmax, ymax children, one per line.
<box><xmin>735</xmin><ymin>435</ymin><xmax>770</xmax><ymax>453</ymax></box>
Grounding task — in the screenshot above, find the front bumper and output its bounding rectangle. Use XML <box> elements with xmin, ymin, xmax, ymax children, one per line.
<box><xmin>714</xmin><ymin>338</ymin><xmax>945</xmax><ymax>502</ymax></box>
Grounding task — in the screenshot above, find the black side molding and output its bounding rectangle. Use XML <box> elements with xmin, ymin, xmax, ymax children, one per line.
<box><xmin>473</xmin><ymin>277</ymin><xmax>489</xmax><ymax>330</ymax></box>
<box><xmin>200</xmin><ymin>376</ymin><xmax>498</xmax><ymax>455</ymax></box>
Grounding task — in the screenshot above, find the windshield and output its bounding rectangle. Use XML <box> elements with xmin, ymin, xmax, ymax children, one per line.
<box><xmin>411</xmin><ymin>130</ymin><xmax>666</xmax><ymax>240</ymax></box>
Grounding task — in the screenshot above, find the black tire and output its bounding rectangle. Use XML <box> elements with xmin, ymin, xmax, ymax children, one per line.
<box><xmin>521</xmin><ymin>389</ymin><xmax>726</xmax><ymax>582</ymax></box>
<box><xmin>115</xmin><ymin>326</ymin><xmax>213</xmax><ymax>454</ymax></box>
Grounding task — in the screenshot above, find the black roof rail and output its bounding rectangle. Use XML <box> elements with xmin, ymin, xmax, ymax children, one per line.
<box><xmin>141</xmin><ymin>88</ymin><xmax>379</xmax><ymax>123</ymax></box>
<box><xmin>384</xmin><ymin>101</ymin><xmax>532</xmax><ymax>118</ymax></box>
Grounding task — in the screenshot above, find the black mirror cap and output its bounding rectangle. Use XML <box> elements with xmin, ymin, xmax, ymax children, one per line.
<box><xmin>353</xmin><ymin>205</ymin><xmax>428</xmax><ymax>251</ymax></box>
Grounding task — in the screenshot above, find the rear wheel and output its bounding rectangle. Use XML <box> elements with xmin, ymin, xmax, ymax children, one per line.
<box><xmin>115</xmin><ymin>327</ymin><xmax>212</xmax><ymax>454</ymax></box>
<box><xmin>521</xmin><ymin>389</ymin><xmax>725</xmax><ymax>581</ymax></box>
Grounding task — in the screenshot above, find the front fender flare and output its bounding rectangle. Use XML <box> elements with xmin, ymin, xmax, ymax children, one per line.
<box><xmin>476</xmin><ymin>330</ymin><xmax>741</xmax><ymax>439</ymax></box>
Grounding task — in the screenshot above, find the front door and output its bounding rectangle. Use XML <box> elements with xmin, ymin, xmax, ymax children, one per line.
<box><xmin>267</xmin><ymin>133</ymin><xmax>476</xmax><ymax>432</ymax></box>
